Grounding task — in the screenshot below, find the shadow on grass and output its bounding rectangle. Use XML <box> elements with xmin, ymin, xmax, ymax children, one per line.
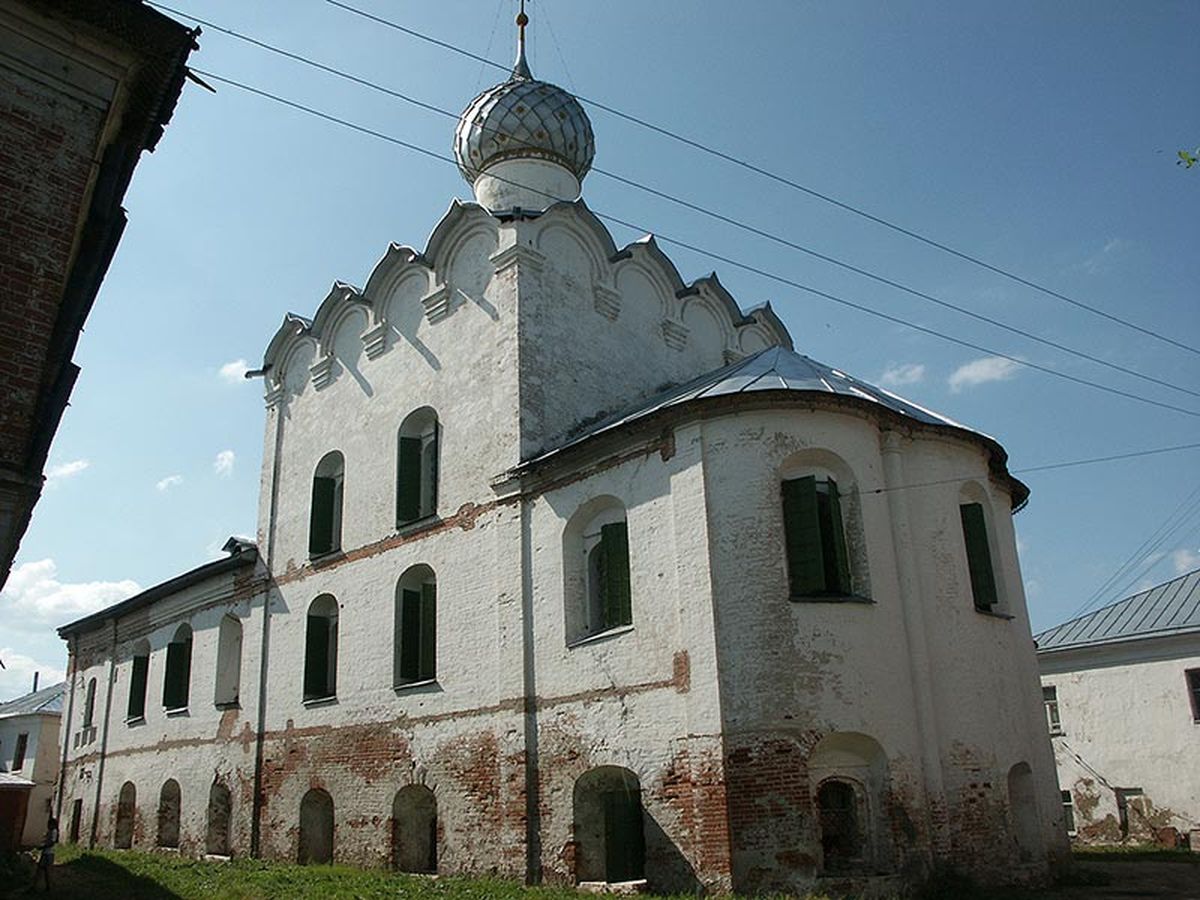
<box><xmin>0</xmin><ymin>853</ymin><xmax>184</xmax><ymax>900</ymax></box>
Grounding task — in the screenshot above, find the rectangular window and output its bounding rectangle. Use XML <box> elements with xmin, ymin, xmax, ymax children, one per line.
<box><xmin>1061</xmin><ymin>790</ymin><xmax>1076</xmax><ymax>836</ymax></box>
<box><xmin>1043</xmin><ymin>685</ymin><xmax>1062</xmax><ymax>734</ymax></box>
<box><xmin>598</xmin><ymin>521</ymin><xmax>632</xmax><ymax>629</ymax></box>
<box><xmin>1186</xmin><ymin>669</ymin><xmax>1200</xmax><ymax>722</ymax></box>
<box><xmin>782</xmin><ymin>476</ymin><xmax>851</xmax><ymax>597</ymax></box>
<box><xmin>127</xmin><ymin>654</ymin><xmax>149</xmax><ymax>720</ymax></box>
<box><xmin>13</xmin><ymin>732</ymin><xmax>28</xmax><ymax>770</ymax></box>
<box><xmin>959</xmin><ymin>503</ymin><xmax>999</xmax><ymax>611</ymax></box>
<box><xmin>397</xmin><ymin>585</ymin><xmax>436</xmax><ymax>684</ymax></box>
<box><xmin>310</xmin><ymin>476</ymin><xmax>339</xmax><ymax>555</ymax></box>
<box><xmin>163</xmin><ymin>639</ymin><xmax>192</xmax><ymax>710</ymax></box>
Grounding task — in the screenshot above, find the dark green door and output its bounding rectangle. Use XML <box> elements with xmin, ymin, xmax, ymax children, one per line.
<box><xmin>603</xmin><ymin>789</ymin><xmax>645</xmax><ymax>882</ymax></box>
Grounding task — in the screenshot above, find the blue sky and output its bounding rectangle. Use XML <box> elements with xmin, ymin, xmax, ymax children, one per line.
<box><xmin>2</xmin><ymin>0</ymin><xmax>1198</xmax><ymax>698</ymax></box>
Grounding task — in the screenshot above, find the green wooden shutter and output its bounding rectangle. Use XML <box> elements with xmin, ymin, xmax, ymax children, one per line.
<box><xmin>178</xmin><ymin>638</ymin><xmax>191</xmax><ymax>708</ymax></box>
<box><xmin>128</xmin><ymin>655</ymin><xmax>148</xmax><ymax>719</ymax></box>
<box><xmin>600</xmin><ymin>521</ymin><xmax>632</xmax><ymax>628</ymax></box>
<box><xmin>783</xmin><ymin>477</ymin><xmax>825</xmax><ymax>595</ymax></box>
<box><xmin>824</xmin><ymin>481</ymin><xmax>852</xmax><ymax>594</ymax></box>
<box><xmin>426</xmin><ymin>427</ymin><xmax>439</xmax><ymax>516</ymax></box>
<box><xmin>309</xmin><ymin>477</ymin><xmax>336</xmax><ymax>555</ymax></box>
<box><xmin>960</xmin><ymin>503</ymin><xmax>999</xmax><ymax>610</ymax></box>
<box><xmin>304</xmin><ymin>616</ymin><xmax>330</xmax><ymax>698</ymax></box>
<box><xmin>420</xmin><ymin>581</ymin><xmax>437</xmax><ymax>680</ymax></box>
<box><xmin>163</xmin><ymin>642</ymin><xmax>184</xmax><ymax>709</ymax></box>
<box><xmin>398</xmin><ymin>437</ymin><xmax>422</xmax><ymax>524</ymax></box>
<box><xmin>400</xmin><ymin>589</ymin><xmax>422</xmax><ymax>682</ymax></box>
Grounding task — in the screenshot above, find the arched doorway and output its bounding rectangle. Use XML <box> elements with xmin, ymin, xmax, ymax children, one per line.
<box><xmin>156</xmin><ymin>779</ymin><xmax>181</xmax><ymax>848</ymax></box>
<box><xmin>392</xmin><ymin>785</ymin><xmax>437</xmax><ymax>873</ymax></box>
<box><xmin>206</xmin><ymin>781</ymin><xmax>232</xmax><ymax>856</ymax></box>
<box><xmin>115</xmin><ymin>782</ymin><xmax>136</xmax><ymax>849</ymax></box>
<box><xmin>298</xmin><ymin>788</ymin><xmax>334</xmax><ymax>864</ymax></box>
<box><xmin>573</xmin><ymin>767</ymin><xmax>645</xmax><ymax>883</ymax></box>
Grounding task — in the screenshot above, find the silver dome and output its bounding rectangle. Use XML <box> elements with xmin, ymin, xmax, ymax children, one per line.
<box><xmin>453</xmin><ymin>64</ymin><xmax>595</xmax><ymax>186</ymax></box>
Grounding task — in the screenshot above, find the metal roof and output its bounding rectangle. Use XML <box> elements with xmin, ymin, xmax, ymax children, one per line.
<box><xmin>0</xmin><ymin>681</ymin><xmax>65</xmax><ymax>718</ymax></box>
<box><xmin>1035</xmin><ymin>568</ymin><xmax>1200</xmax><ymax>652</ymax></box>
<box><xmin>524</xmin><ymin>346</ymin><xmax>986</xmax><ymax>464</ymax></box>
<box><xmin>0</xmin><ymin>772</ymin><xmax>36</xmax><ymax>790</ymax></box>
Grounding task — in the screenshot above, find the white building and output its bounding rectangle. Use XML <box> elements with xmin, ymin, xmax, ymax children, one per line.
<box><xmin>56</xmin><ymin>20</ymin><xmax>1066</xmax><ymax>895</ymax></box>
<box><xmin>0</xmin><ymin>679</ymin><xmax>64</xmax><ymax>848</ymax></box>
<box><xmin>1036</xmin><ymin>568</ymin><xmax>1200</xmax><ymax>846</ymax></box>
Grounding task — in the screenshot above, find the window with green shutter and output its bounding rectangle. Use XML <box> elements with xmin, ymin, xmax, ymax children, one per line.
<box><xmin>599</xmin><ymin>521</ymin><xmax>632</xmax><ymax>629</ymax></box>
<box><xmin>162</xmin><ymin>625</ymin><xmax>192</xmax><ymax>710</ymax></box>
<box><xmin>309</xmin><ymin>451</ymin><xmax>344</xmax><ymax>557</ymax></box>
<box><xmin>960</xmin><ymin>502</ymin><xmax>999</xmax><ymax>611</ymax></box>
<box><xmin>782</xmin><ymin>475</ymin><xmax>852</xmax><ymax>597</ymax></box>
<box><xmin>398</xmin><ymin>409</ymin><xmax>440</xmax><ymax>526</ymax></box>
<box><xmin>394</xmin><ymin>567</ymin><xmax>437</xmax><ymax>686</ymax></box>
<box><xmin>128</xmin><ymin>653</ymin><xmax>149</xmax><ymax>720</ymax></box>
<box><xmin>304</xmin><ymin>595</ymin><xmax>338</xmax><ymax>701</ymax></box>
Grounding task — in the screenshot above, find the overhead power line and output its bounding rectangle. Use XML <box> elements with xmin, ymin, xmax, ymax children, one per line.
<box><xmin>149</xmin><ymin>2</ymin><xmax>1200</xmax><ymax>403</ymax></box>
<box><xmin>319</xmin><ymin>0</ymin><xmax>1200</xmax><ymax>359</ymax></box>
<box><xmin>187</xmin><ymin>66</ymin><xmax>1200</xmax><ymax>423</ymax></box>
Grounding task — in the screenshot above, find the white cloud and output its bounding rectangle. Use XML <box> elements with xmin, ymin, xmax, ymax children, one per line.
<box><xmin>878</xmin><ymin>363</ymin><xmax>926</xmax><ymax>388</ymax></box>
<box><xmin>156</xmin><ymin>474</ymin><xmax>184</xmax><ymax>492</ymax></box>
<box><xmin>948</xmin><ymin>356</ymin><xmax>1020</xmax><ymax>393</ymax></box>
<box><xmin>44</xmin><ymin>459</ymin><xmax>90</xmax><ymax>488</ymax></box>
<box><xmin>0</xmin><ymin>648</ymin><xmax>66</xmax><ymax>703</ymax></box>
<box><xmin>1172</xmin><ymin>548</ymin><xmax>1200</xmax><ymax>575</ymax></box>
<box><xmin>1</xmin><ymin>558</ymin><xmax>138</xmax><ymax>630</ymax></box>
<box><xmin>219</xmin><ymin>359</ymin><xmax>250</xmax><ymax>384</ymax></box>
<box><xmin>214</xmin><ymin>450</ymin><xmax>235</xmax><ymax>478</ymax></box>
<box><xmin>1080</xmin><ymin>237</ymin><xmax>1130</xmax><ymax>275</ymax></box>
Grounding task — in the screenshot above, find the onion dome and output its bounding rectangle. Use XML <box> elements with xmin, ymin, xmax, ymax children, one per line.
<box><xmin>453</xmin><ymin>5</ymin><xmax>594</xmax><ymax>207</ymax></box>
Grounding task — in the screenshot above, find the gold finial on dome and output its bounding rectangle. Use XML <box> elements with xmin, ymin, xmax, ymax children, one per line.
<box><xmin>513</xmin><ymin>0</ymin><xmax>532</xmax><ymax>81</ymax></box>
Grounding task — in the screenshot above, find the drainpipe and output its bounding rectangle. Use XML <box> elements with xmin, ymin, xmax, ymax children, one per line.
<box><xmin>250</xmin><ymin>397</ymin><xmax>285</xmax><ymax>857</ymax></box>
<box><xmin>88</xmin><ymin>619</ymin><xmax>119</xmax><ymax>848</ymax></box>
<box><xmin>519</xmin><ymin>490</ymin><xmax>541</xmax><ymax>883</ymax></box>
<box><xmin>879</xmin><ymin>431</ymin><xmax>950</xmax><ymax>858</ymax></box>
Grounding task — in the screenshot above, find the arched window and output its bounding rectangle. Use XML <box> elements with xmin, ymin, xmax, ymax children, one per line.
<box><xmin>959</xmin><ymin>485</ymin><xmax>1002</xmax><ymax>612</ymax></box>
<box><xmin>206</xmin><ymin>781</ymin><xmax>232</xmax><ymax>856</ymax></box>
<box><xmin>127</xmin><ymin>640</ymin><xmax>150</xmax><ymax>721</ymax></box>
<box><xmin>298</xmin><ymin>788</ymin><xmax>334</xmax><ymax>864</ymax></box>
<box><xmin>392</xmin><ymin>785</ymin><xmax>437</xmax><ymax>873</ymax></box>
<box><xmin>394</xmin><ymin>566</ymin><xmax>436</xmax><ymax>687</ymax></box>
<box><xmin>157</xmin><ymin>778</ymin><xmax>181</xmax><ymax>848</ymax></box>
<box><xmin>115</xmin><ymin>782</ymin><xmax>136</xmax><ymax>849</ymax></box>
<box><xmin>304</xmin><ymin>595</ymin><xmax>338</xmax><ymax>701</ymax></box>
<box><xmin>309</xmin><ymin>451</ymin><xmax>345</xmax><ymax>557</ymax></box>
<box><xmin>162</xmin><ymin>624</ymin><xmax>193</xmax><ymax>711</ymax></box>
<box><xmin>82</xmin><ymin>677</ymin><xmax>97</xmax><ymax>729</ymax></box>
<box><xmin>397</xmin><ymin>408</ymin><xmax>439</xmax><ymax>526</ymax></box>
<box><xmin>214</xmin><ymin>614</ymin><xmax>243</xmax><ymax>706</ymax></box>
<box><xmin>782</xmin><ymin>475</ymin><xmax>851</xmax><ymax>597</ymax></box>
<box><xmin>563</xmin><ymin>498</ymin><xmax>632</xmax><ymax>645</ymax></box>
<box><xmin>817</xmin><ymin>780</ymin><xmax>862</xmax><ymax>871</ymax></box>
<box><xmin>572</xmin><ymin>767</ymin><xmax>645</xmax><ymax>884</ymax></box>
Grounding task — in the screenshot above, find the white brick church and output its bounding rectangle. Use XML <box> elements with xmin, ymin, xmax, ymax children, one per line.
<box><xmin>56</xmin><ymin>16</ymin><xmax>1066</xmax><ymax>895</ymax></box>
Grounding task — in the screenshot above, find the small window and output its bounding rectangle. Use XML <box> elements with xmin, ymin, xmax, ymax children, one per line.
<box><xmin>82</xmin><ymin>678</ymin><xmax>97</xmax><ymax>728</ymax></box>
<box><xmin>959</xmin><ymin>502</ymin><xmax>999</xmax><ymax>611</ymax></box>
<box><xmin>13</xmin><ymin>732</ymin><xmax>28</xmax><ymax>770</ymax></box>
<box><xmin>394</xmin><ymin>566</ymin><xmax>437</xmax><ymax>687</ymax></box>
<box><xmin>304</xmin><ymin>595</ymin><xmax>339</xmax><ymax>701</ymax></box>
<box><xmin>783</xmin><ymin>475</ymin><xmax>851</xmax><ymax>597</ymax></box>
<box><xmin>1061</xmin><ymin>790</ymin><xmax>1076</xmax><ymax>836</ymax></box>
<box><xmin>1043</xmin><ymin>685</ymin><xmax>1062</xmax><ymax>735</ymax></box>
<box><xmin>162</xmin><ymin>624</ymin><xmax>193</xmax><ymax>711</ymax></box>
<box><xmin>127</xmin><ymin>643</ymin><xmax>150</xmax><ymax>721</ymax></box>
<box><xmin>214</xmin><ymin>614</ymin><xmax>243</xmax><ymax>707</ymax></box>
<box><xmin>397</xmin><ymin>408</ymin><xmax>439</xmax><ymax>526</ymax></box>
<box><xmin>1186</xmin><ymin>669</ymin><xmax>1200</xmax><ymax>722</ymax></box>
<box><xmin>310</xmin><ymin>451</ymin><xmax>345</xmax><ymax>557</ymax></box>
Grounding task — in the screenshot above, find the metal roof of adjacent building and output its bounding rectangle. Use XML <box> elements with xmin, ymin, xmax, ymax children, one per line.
<box><xmin>1035</xmin><ymin>568</ymin><xmax>1200</xmax><ymax>653</ymax></box>
<box><xmin>0</xmin><ymin>681</ymin><xmax>65</xmax><ymax>718</ymax></box>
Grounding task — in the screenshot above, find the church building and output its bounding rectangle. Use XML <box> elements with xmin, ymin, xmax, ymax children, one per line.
<box><xmin>57</xmin><ymin>14</ymin><xmax>1066</xmax><ymax>894</ymax></box>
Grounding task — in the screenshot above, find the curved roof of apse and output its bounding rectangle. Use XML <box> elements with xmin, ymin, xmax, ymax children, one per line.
<box><xmin>519</xmin><ymin>345</ymin><xmax>1028</xmax><ymax>507</ymax></box>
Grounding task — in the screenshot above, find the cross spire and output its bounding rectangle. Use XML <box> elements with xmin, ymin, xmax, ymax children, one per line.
<box><xmin>512</xmin><ymin>0</ymin><xmax>532</xmax><ymax>80</ymax></box>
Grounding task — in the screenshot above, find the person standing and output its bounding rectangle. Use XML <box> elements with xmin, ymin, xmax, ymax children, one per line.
<box><xmin>31</xmin><ymin>816</ymin><xmax>58</xmax><ymax>892</ymax></box>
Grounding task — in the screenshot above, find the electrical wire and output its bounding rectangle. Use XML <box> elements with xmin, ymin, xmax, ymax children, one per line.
<box><xmin>187</xmin><ymin>65</ymin><xmax>1200</xmax><ymax>422</ymax></box>
<box><xmin>148</xmin><ymin>3</ymin><xmax>1200</xmax><ymax>403</ymax></box>
<box><xmin>317</xmin><ymin>0</ymin><xmax>1200</xmax><ymax>359</ymax></box>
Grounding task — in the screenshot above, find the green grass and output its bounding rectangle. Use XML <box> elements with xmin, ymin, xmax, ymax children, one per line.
<box><xmin>1072</xmin><ymin>845</ymin><xmax>1199</xmax><ymax>864</ymax></box>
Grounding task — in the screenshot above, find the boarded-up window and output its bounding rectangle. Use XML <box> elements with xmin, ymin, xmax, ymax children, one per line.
<box><xmin>309</xmin><ymin>451</ymin><xmax>345</xmax><ymax>556</ymax></box>
<box><xmin>206</xmin><ymin>782</ymin><xmax>232</xmax><ymax>856</ymax></box>
<box><xmin>783</xmin><ymin>476</ymin><xmax>851</xmax><ymax>597</ymax></box>
<box><xmin>395</xmin><ymin>567</ymin><xmax>436</xmax><ymax>686</ymax></box>
<box><xmin>397</xmin><ymin>408</ymin><xmax>439</xmax><ymax>526</ymax></box>
<box><xmin>162</xmin><ymin>624</ymin><xmax>193</xmax><ymax>711</ymax></box>
<box><xmin>115</xmin><ymin>782</ymin><xmax>136</xmax><ymax>849</ymax></box>
<box><xmin>157</xmin><ymin>779</ymin><xmax>181</xmax><ymax>849</ymax></box>
<box><xmin>127</xmin><ymin>647</ymin><xmax>149</xmax><ymax>721</ymax></box>
<box><xmin>298</xmin><ymin>788</ymin><xmax>334</xmax><ymax>864</ymax></box>
<box><xmin>304</xmin><ymin>595</ymin><xmax>338</xmax><ymax>701</ymax></box>
<box><xmin>392</xmin><ymin>785</ymin><xmax>437</xmax><ymax>873</ymax></box>
<box><xmin>960</xmin><ymin>502</ymin><xmax>999</xmax><ymax>611</ymax></box>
